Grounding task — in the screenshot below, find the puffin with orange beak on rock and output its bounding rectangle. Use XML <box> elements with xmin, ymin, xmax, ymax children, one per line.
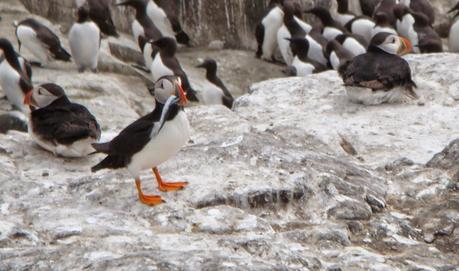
<box><xmin>91</xmin><ymin>76</ymin><xmax>191</xmax><ymax>206</ymax></box>
<box><xmin>23</xmin><ymin>83</ymin><xmax>101</xmax><ymax>157</ymax></box>
<box><xmin>338</xmin><ymin>32</ymin><xmax>417</xmax><ymax>105</ymax></box>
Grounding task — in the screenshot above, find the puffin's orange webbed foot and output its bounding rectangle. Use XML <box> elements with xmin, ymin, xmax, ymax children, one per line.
<box><xmin>135</xmin><ymin>178</ymin><xmax>165</xmax><ymax>206</ymax></box>
<box><xmin>152</xmin><ymin>167</ymin><xmax>188</xmax><ymax>192</ymax></box>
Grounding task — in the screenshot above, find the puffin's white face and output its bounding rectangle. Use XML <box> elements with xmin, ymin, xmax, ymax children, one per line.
<box><xmin>154</xmin><ymin>77</ymin><xmax>177</xmax><ymax>104</ymax></box>
<box><xmin>31</xmin><ymin>86</ymin><xmax>61</xmax><ymax>108</ymax></box>
<box><xmin>377</xmin><ymin>34</ymin><xmax>412</xmax><ymax>55</ymax></box>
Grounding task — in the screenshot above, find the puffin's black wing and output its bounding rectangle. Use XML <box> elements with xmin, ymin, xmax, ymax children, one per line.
<box><xmin>339</xmin><ymin>52</ymin><xmax>415</xmax><ymax>90</ymax></box>
<box><xmin>31</xmin><ymin>103</ymin><xmax>100</xmax><ymax>145</ymax></box>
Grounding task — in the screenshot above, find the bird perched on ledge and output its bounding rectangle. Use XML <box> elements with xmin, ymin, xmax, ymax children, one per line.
<box><xmin>91</xmin><ymin>76</ymin><xmax>191</xmax><ymax>206</ymax></box>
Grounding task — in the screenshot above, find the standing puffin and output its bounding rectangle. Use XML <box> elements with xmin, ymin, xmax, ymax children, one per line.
<box><xmin>0</xmin><ymin>38</ymin><xmax>33</xmax><ymax>112</ymax></box>
<box><xmin>116</xmin><ymin>0</ymin><xmax>163</xmax><ymax>51</ymax></box>
<box><xmin>23</xmin><ymin>83</ymin><xmax>101</xmax><ymax>157</ymax></box>
<box><xmin>75</xmin><ymin>0</ymin><xmax>119</xmax><ymax>37</ymax></box>
<box><xmin>69</xmin><ymin>7</ymin><xmax>101</xmax><ymax>73</ymax></box>
<box><xmin>146</xmin><ymin>0</ymin><xmax>191</xmax><ymax>46</ymax></box>
<box><xmin>449</xmin><ymin>2</ymin><xmax>459</xmax><ymax>53</ymax></box>
<box><xmin>91</xmin><ymin>76</ymin><xmax>190</xmax><ymax>206</ymax></box>
<box><xmin>338</xmin><ymin>32</ymin><xmax>417</xmax><ymax>105</ymax></box>
<box><xmin>196</xmin><ymin>58</ymin><xmax>234</xmax><ymax>109</ymax></box>
<box><xmin>15</xmin><ymin>18</ymin><xmax>71</xmax><ymax>66</ymax></box>
<box><xmin>149</xmin><ymin>37</ymin><xmax>198</xmax><ymax>102</ymax></box>
<box><xmin>255</xmin><ymin>0</ymin><xmax>285</xmax><ymax>61</ymax></box>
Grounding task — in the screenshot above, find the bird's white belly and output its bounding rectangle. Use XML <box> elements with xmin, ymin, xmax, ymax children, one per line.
<box><xmin>345</xmin><ymin>86</ymin><xmax>411</xmax><ymax>105</ymax></box>
<box><xmin>350</xmin><ymin>19</ymin><xmax>375</xmax><ymax>43</ymax></box>
<box><xmin>323</xmin><ymin>27</ymin><xmax>343</xmax><ymax>41</ymax></box>
<box><xmin>143</xmin><ymin>43</ymin><xmax>154</xmax><ymax>68</ymax></box>
<box><xmin>75</xmin><ymin>0</ymin><xmax>86</xmax><ymax>8</ymax></box>
<box><xmin>147</xmin><ymin>3</ymin><xmax>175</xmax><ymax>39</ymax></box>
<box><xmin>292</xmin><ymin>56</ymin><xmax>314</xmax><ymax>76</ymax></box>
<box><xmin>0</xmin><ymin>61</ymin><xmax>26</xmax><ymax>112</ymax></box>
<box><xmin>128</xmin><ymin>111</ymin><xmax>190</xmax><ymax>176</ymax></box>
<box><xmin>306</xmin><ymin>35</ymin><xmax>327</xmax><ymax>65</ymax></box>
<box><xmin>343</xmin><ymin>38</ymin><xmax>366</xmax><ymax>57</ymax></box>
<box><xmin>196</xmin><ymin>81</ymin><xmax>224</xmax><ymax>105</ymax></box>
<box><xmin>29</xmin><ymin>125</ymin><xmax>96</xmax><ymax>158</ymax></box>
<box><xmin>132</xmin><ymin>20</ymin><xmax>145</xmax><ymax>43</ymax></box>
<box><xmin>335</xmin><ymin>14</ymin><xmax>355</xmax><ymax>27</ymax></box>
<box><xmin>69</xmin><ymin>22</ymin><xmax>100</xmax><ymax>70</ymax></box>
<box><xmin>330</xmin><ymin>51</ymin><xmax>340</xmax><ymax>70</ymax></box>
<box><xmin>150</xmin><ymin>55</ymin><xmax>174</xmax><ymax>81</ymax></box>
<box><xmin>16</xmin><ymin>25</ymin><xmax>50</xmax><ymax>64</ymax></box>
<box><xmin>277</xmin><ymin>25</ymin><xmax>293</xmax><ymax>65</ymax></box>
<box><xmin>449</xmin><ymin>21</ymin><xmax>459</xmax><ymax>53</ymax></box>
<box><xmin>261</xmin><ymin>6</ymin><xmax>284</xmax><ymax>60</ymax></box>
<box><xmin>294</xmin><ymin>17</ymin><xmax>312</xmax><ymax>33</ymax></box>
<box><xmin>371</xmin><ymin>26</ymin><xmax>397</xmax><ymax>38</ymax></box>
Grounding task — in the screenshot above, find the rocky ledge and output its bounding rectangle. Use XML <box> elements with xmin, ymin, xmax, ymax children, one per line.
<box><xmin>0</xmin><ymin>52</ymin><xmax>458</xmax><ymax>270</ymax></box>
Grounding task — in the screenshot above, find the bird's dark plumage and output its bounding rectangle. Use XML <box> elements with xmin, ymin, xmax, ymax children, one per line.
<box><xmin>86</xmin><ymin>0</ymin><xmax>119</xmax><ymax>37</ymax></box>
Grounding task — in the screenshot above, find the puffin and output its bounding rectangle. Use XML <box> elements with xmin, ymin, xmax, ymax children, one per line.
<box><xmin>196</xmin><ymin>58</ymin><xmax>234</xmax><ymax>109</ymax></box>
<box><xmin>146</xmin><ymin>0</ymin><xmax>191</xmax><ymax>46</ymax></box>
<box><xmin>411</xmin><ymin>10</ymin><xmax>442</xmax><ymax>53</ymax></box>
<box><xmin>75</xmin><ymin>0</ymin><xmax>119</xmax><ymax>37</ymax></box>
<box><xmin>69</xmin><ymin>7</ymin><xmax>101</xmax><ymax>73</ymax></box>
<box><xmin>116</xmin><ymin>0</ymin><xmax>163</xmax><ymax>51</ymax></box>
<box><xmin>324</xmin><ymin>39</ymin><xmax>355</xmax><ymax>70</ymax></box>
<box><xmin>15</xmin><ymin>18</ymin><xmax>71</xmax><ymax>66</ymax></box>
<box><xmin>287</xmin><ymin>37</ymin><xmax>327</xmax><ymax>76</ymax></box>
<box><xmin>305</xmin><ymin>7</ymin><xmax>345</xmax><ymax>41</ymax></box>
<box><xmin>371</xmin><ymin>12</ymin><xmax>398</xmax><ymax>38</ymax></box>
<box><xmin>91</xmin><ymin>76</ymin><xmax>190</xmax><ymax>206</ymax></box>
<box><xmin>23</xmin><ymin>83</ymin><xmax>101</xmax><ymax>158</ymax></box>
<box><xmin>394</xmin><ymin>4</ymin><xmax>419</xmax><ymax>53</ymax></box>
<box><xmin>333</xmin><ymin>0</ymin><xmax>356</xmax><ymax>27</ymax></box>
<box><xmin>448</xmin><ymin>2</ymin><xmax>459</xmax><ymax>53</ymax></box>
<box><xmin>399</xmin><ymin>0</ymin><xmax>435</xmax><ymax>25</ymax></box>
<box><xmin>149</xmin><ymin>37</ymin><xmax>198</xmax><ymax>102</ymax></box>
<box><xmin>277</xmin><ymin>1</ymin><xmax>312</xmax><ymax>65</ymax></box>
<box><xmin>0</xmin><ymin>38</ymin><xmax>33</xmax><ymax>112</ymax></box>
<box><xmin>255</xmin><ymin>0</ymin><xmax>285</xmax><ymax>61</ymax></box>
<box><xmin>372</xmin><ymin>0</ymin><xmax>397</xmax><ymax>26</ymax></box>
<box><xmin>338</xmin><ymin>32</ymin><xmax>417</xmax><ymax>105</ymax></box>
<box><xmin>345</xmin><ymin>15</ymin><xmax>376</xmax><ymax>43</ymax></box>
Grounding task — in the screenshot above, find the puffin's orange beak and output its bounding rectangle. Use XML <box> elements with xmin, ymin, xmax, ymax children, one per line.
<box><xmin>24</xmin><ymin>91</ymin><xmax>33</xmax><ymax>105</ymax></box>
<box><xmin>176</xmin><ymin>78</ymin><xmax>188</xmax><ymax>106</ymax></box>
<box><xmin>398</xmin><ymin>36</ymin><xmax>412</xmax><ymax>55</ymax></box>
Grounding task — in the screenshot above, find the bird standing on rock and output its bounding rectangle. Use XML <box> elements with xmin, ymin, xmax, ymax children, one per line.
<box><xmin>69</xmin><ymin>7</ymin><xmax>101</xmax><ymax>73</ymax></box>
<box><xmin>75</xmin><ymin>0</ymin><xmax>119</xmax><ymax>37</ymax></box>
<box><xmin>255</xmin><ymin>0</ymin><xmax>285</xmax><ymax>62</ymax></box>
<box><xmin>91</xmin><ymin>76</ymin><xmax>191</xmax><ymax>206</ymax></box>
<box><xmin>0</xmin><ymin>38</ymin><xmax>33</xmax><ymax>113</ymax></box>
<box><xmin>338</xmin><ymin>32</ymin><xmax>417</xmax><ymax>105</ymax></box>
<box><xmin>196</xmin><ymin>58</ymin><xmax>234</xmax><ymax>109</ymax></box>
<box><xmin>23</xmin><ymin>83</ymin><xmax>101</xmax><ymax>158</ymax></box>
<box><xmin>15</xmin><ymin>18</ymin><xmax>71</xmax><ymax>66</ymax></box>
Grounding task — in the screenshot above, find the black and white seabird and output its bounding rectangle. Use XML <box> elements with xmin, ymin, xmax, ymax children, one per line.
<box><xmin>69</xmin><ymin>7</ymin><xmax>101</xmax><ymax>73</ymax></box>
<box><xmin>399</xmin><ymin>0</ymin><xmax>435</xmax><ymax>25</ymax></box>
<box><xmin>15</xmin><ymin>18</ymin><xmax>71</xmax><ymax>66</ymax></box>
<box><xmin>277</xmin><ymin>1</ymin><xmax>312</xmax><ymax>65</ymax></box>
<box><xmin>196</xmin><ymin>58</ymin><xmax>234</xmax><ymax>109</ymax></box>
<box><xmin>91</xmin><ymin>76</ymin><xmax>190</xmax><ymax>206</ymax></box>
<box><xmin>334</xmin><ymin>33</ymin><xmax>367</xmax><ymax>56</ymax></box>
<box><xmin>287</xmin><ymin>37</ymin><xmax>327</xmax><ymax>76</ymax></box>
<box><xmin>146</xmin><ymin>0</ymin><xmax>191</xmax><ymax>46</ymax></box>
<box><xmin>394</xmin><ymin>4</ymin><xmax>419</xmax><ymax>53</ymax></box>
<box><xmin>149</xmin><ymin>37</ymin><xmax>198</xmax><ymax>102</ymax></box>
<box><xmin>116</xmin><ymin>0</ymin><xmax>163</xmax><ymax>51</ymax></box>
<box><xmin>411</xmin><ymin>10</ymin><xmax>442</xmax><ymax>53</ymax></box>
<box><xmin>371</xmin><ymin>12</ymin><xmax>397</xmax><ymax>38</ymax></box>
<box><xmin>333</xmin><ymin>0</ymin><xmax>356</xmax><ymax>27</ymax></box>
<box><xmin>345</xmin><ymin>15</ymin><xmax>376</xmax><ymax>43</ymax></box>
<box><xmin>305</xmin><ymin>7</ymin><xmax>345</xmax><ymax>41</ymax></box>
<box><xmin>255</xmin><ymin>0</ymin><xmax>285</xmax><ymax>61</ymax></box>
<box><xmin>23</xmin><ymin>83</ymin><xmax>101</xmax><ymax>157</ymax></box>
<box><xmin>372</xmin><ymin>0</ymin><xmax>397</xmax><ymax>26</ymax></box>
<box><xmin>324</xmin><ymin>39</ymin><xmax>354</xmax><ymax>70</ymax></box>
<box><xmin>448</xmin><ymin>2</ymin><xmax>459</xmax><ymax>53</ymax></box>
<box><xmin>75</xmin><ymin>0</ymin><xmax>119</xmax><ymax>37</ymax></box>
<box><xmin>338</xmin><ymin>32</ymin><xmax>417</xmax><ymax>105</ymax></box>
<box><xmin>0</xmin><ymin>38</ymin><xmax>33</xmax><ymax>112</ymax></box>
